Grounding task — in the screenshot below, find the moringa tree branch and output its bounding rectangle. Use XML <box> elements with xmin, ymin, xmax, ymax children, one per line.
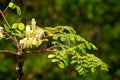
<box><xmin>25</xmin><ymin>49</ymin><xmax>55</xmax><ymax>54</ymax></box>
<box><xmin>0</xmin><ymin>9</ymin><xmax>11</xmax><ymax>29</ymax></box>
<box><xmin>0</xmin><ymin>50</ymin><xmax>17</xmax><ymax>55</ymax></box>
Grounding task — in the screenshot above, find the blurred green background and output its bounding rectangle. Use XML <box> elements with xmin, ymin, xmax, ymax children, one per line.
<box><xmin>0</xmin><ymin>0</ymin><xmax>120</xmax><ymax>80</ymax></box>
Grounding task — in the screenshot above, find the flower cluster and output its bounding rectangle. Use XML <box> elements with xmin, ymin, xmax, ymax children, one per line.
<box><xmin>0</xmin><ymin>26</ymin><xmax>4</xmax><ymax>39</ymax></box>
<box><xmin>20</xmin><ymin>18</ymin><xmax>44</xmax><ymax>48</ymax></box>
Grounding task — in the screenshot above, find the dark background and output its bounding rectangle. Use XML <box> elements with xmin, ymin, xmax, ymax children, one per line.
<box><xmin>0</xmin><ymin>0</ymin><xmax>120</xmax><ymax>80</ymax></box>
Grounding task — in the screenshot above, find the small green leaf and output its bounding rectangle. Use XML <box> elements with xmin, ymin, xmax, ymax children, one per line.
<box><xmin>90</xmin><ymin>43</ymin><xmax>98</xmax><ymax>50</ymax></box>
<box><xmin>51</xmin><ymin>59</ymin><xmax>59</xmax><ymax>62</ymax></box>
<box><xmin>72</xmin><ymin>56</ymin><xmax>77</xmax><ymax>59</ymax></box>
<box><xmin>62</xmin><ymin>55</ymin><xmax>68</xmax><ymax>66</ymax></box>
<box><xmin>11</xmin><ymin>32</ymin><xmax>19</xmax><ymax>36</ymax></box>
<box><xmin>86</xmin><ymin>44</ymin><xmax>91</xmax><ymax>50</ymax></box>
<box><xmin>78</xmin><ymin>67</ymin><xmax>84</xmax><ymax>73</ymax></box>
<box><xmin>48</xmin><ymin>54</ymin><xmax>56</xmax><ymax>58</ymax></box>
<box><xmin>75</xmin><ymin>65</ymin><xmax>81</xmax><ymax>70</ymax></box>
<box><xmin>57</xmin><ymin>62</ymin><xmax>65</xmax><ymax>68</ymax></box>
<box><xmin>60</xmin><ymin>36</ymin><xmax>65</xmax><ymax>41</ymax></box>
<box><xmin>18</xmin><ymin>23</ymin><xmax>25</xmax><ymax>31</ymax></box>
<box><xmin>16</xmin><ymin>6</ymin><xmax>21</xmax><ymax>16</ymax></box>
<box><xmin>71</xmin><ymin>60</ymin><xmax>77</xmax><ymax>64</ymax></box>
<box><xmin>63</xmin><ymin>59</ymin><xmax>68</xmax><ymax>66</ymax></box>
<box><xmin>53</xmin><ymin>34</ymin><xmax>59</xmax><ymax>40</ymax></box>
<box><xmin>83</xmin><ymin>64</ymin><xmax>89</xmax><ymax>68</ymax></box>
<box><xmin>76</xmin><ymin>36</ymin><xmax>81</xmax><ymax>41</ymax></box>
<box><xmin>4</xmin><ymin>24</ymin><xmax>10</xmax><ymax>32</ymax></box>
<box><xmin>70</xmin><ymin>34</ymin><xmax>75</xmax><ymax>42</ymax></box>
<box><xmin>78</xmin><ymin>68</ymin><xmax>88</xmax><ymax>75</ymax></box>
<box><xmin>43</xmin><ymin>39</ymin><xmax>48</xmax><ymax>41</ymax></box>
<box><xmin>91</xmin><ymin>67</ymin><xmax>95</xmax><ymax>73</ymax></box>
<box><xmin>81</xmin><ymin>48</ymin><xmax>86</xmax><ymax>54</ymax></box>
<box><xmin>12</xmin><ymin>23</ymin><xmax>18</xmax><ymax>29</ymax></box>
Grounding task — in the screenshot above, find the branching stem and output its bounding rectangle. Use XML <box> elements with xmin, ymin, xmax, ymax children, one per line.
<box><xmin>0</xmin><ymin>5</ymin><xmax>56</xmax><ymax>80</ymax></box>
<box><xmin>25</xmin><ymin>49</ymin><xmax>55</xmax><ymax>54</ymax></box>
<box><xmin>0</xmin><ymin>9</ymin><xmax>11</xmax><ymax>29</ymax></box>
<box><xmin>0</xmin><ymin>50</ymin><xmax>16</xmax><ymax>55</ymax></box>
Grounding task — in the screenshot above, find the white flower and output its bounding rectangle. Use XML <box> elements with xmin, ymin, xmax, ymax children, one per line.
<box><xmin>0</xmin><ymin>27</ymin><xmax>3</xmax><ymax>32</ymax></box>
<box><xmin>20</xmin><ymin>38</ymin><xmax>33</xmax><ymax>48</ymax></box>
<box><xmin>20</xmin><ymin>18</ymin><xmax>45</xmax><ymax>48</ymax></box>
<box><xmin>0</xmin><ymin>26</ymin><xmax>4</xmax><ymax>39</ymax></box>
<box><xmin>31</xmin><ymin>18</ymin><xmax>36</xmax><ymax>30</ymax></box>
<box><xmin>26</xmin><ymin>25</ymin><xmax>31</xmax><ymax>32</ymax></box>
<box><xmin>31</xmin><ymin>18</ymin><xmax>36</xmax><ymax>26</ymax></box>
<box><xmin>20</xmin><ymin>37</ymin><xmax>43</xmax><ymax>48</ymax></box>
<box><xmin>25</xmin><ymin>25</ymin><xmax>34</xmax><ymax>37</ymax></box>
<box><xmin>35</xmin><ymin>28</ymin><xmax>44</xmax><ymax>39</ymax></box>
<box><xmin>0</xmin><ymin>33</ymin><xmax>4</xmax><ymax>39</ymax></box>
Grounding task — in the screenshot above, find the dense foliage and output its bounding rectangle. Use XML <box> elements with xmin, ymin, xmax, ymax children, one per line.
<box><xmin>0</xmin><ymin>0</ymin><xmax>120</xmax><ymax>80</ymax></box>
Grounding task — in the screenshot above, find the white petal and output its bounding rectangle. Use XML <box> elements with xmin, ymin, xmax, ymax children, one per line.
<box><xmin>26</xmin><ymin>25</ymin><xmax>31</xmax><ymax>32</ymax></box>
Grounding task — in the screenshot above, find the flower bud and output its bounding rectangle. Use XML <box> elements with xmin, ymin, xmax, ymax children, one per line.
<box><xmin>26</xmin><ymin>25</ymin><xmax>31</xmax><ymax>32</ymax></box>
<box><xmin>31</xmin><ymin>18</ymin><xmax>36</xmax><ymax>30</ymax></box>
<box><xmin>0</xmin><ymin>26</ymin><xmax>4</xmax><ymax>39</ymax></box>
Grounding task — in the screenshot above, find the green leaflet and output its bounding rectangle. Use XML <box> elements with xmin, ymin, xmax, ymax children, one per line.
<box><xmin>60</xmin><ymin>36</ymin><xmax>66</xmax><ymax>41</ymax></box>
<box><xmin>83</xmin><ymin>64</ymin><xmax>89</xmax><ymax>68</ymax></box>
<box><xmin>71</xmin><ymin>60</ymin><xmax>77</xmax><ymax>64</ymax></box>
<box><xmin>78</xmin><ymin>68</ymin><xmax>88</xmax><ymax>75</ymax></box>
<box><xmin>16</xmin><ymin>6</ymin><xmax>21</xmax><ymax>16</ymax></box>
<box><xmin>76</xmin><ymin>35</ymin><xmax>86</xmax><ymax>42</ymax></box>
<box><xmin>48</xmin><ymin>54</ymin><xmax>56</xmax><ymax>58</ymax></box>
<box><xmin>51</xmin><ymin>59</ymin><xmax>59</xmax><ymax>62</ymax></box>
<box><xmin>86</xmin><ymin>43</ymin><xmax>92</xmax><ymax>50</ymax></box>
<box><xmin>91</xmin><ymin>67</ymin><xmax>95</xmax><ymax>73</ymax></box>
<box><xmin>4</xmin><ymin>24</ymin><xmax>10</xmax><ymax>32</ymax></box>
<box><xmin>62</xmin><ymin>54</ymin><xmax>68</xmax><ymax>66</ymax></box>
<box><xmin>53</xmin><ymin>34</ymin><xmax>66</xmax><ymax>41</ymax></box>
<box><xmin>90</xmin><ymin>43</ymin><xmax>98</xmax><ymax>50</ymax></box>
<box><xmin>76</xmin><ymin>35</ymin><xmax>82</xmax><ymax>41</ymax></box>
<box><xmin>53</xmin><ymin>34</ymin><xmax>59</xmax><ymax>40</ymax></box>
<box><xmin>81</xmin><ymin>48</ymin><xmax>86</xmax><ymax>54</ymax></box>
<box><xmin>12</xmin><ymin>23</ymin><xmax>18</xmax><ymax>29</ymax></box>
<box><xmin>57</xmin><ymin>61</ymin><xmax>65</xmax><ymax>68</ymax></box>
<box><xmin>72</xmin><ymin>55</ymin><xmax>77</xmax><ymax>59</ymax></box>
<box><xmin>75</xmin><ymin>65</ymin><xmax>81</xmax><ymax>71</ymax></box>
<box><xmin>18</xmin><ymin>23</ymin><xmax>25</xmax><ymax>31</ymax></box>
<box><xmin>69</xmin><ymin>34</ymin><xmax>76</xmax><ymax>43</ymax></box>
